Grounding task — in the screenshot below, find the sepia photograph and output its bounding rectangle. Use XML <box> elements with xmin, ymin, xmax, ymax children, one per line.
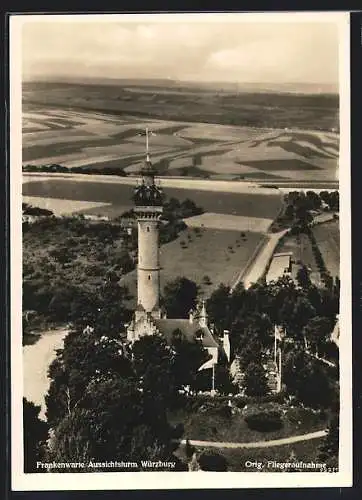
<box><xmin>10</xmin><ymin>12</ymin><xmax>352</xmax><ymax>490</ymax></box>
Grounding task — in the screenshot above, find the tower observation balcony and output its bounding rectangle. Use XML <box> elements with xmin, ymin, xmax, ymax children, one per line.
<box><xmin>133</xmin><ymin>183</ymin><xmax>164</xmax><ymax>208</ymax></box>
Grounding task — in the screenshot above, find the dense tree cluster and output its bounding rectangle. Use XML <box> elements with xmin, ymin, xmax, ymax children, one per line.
<box><xmin>243</xmin><ymin>362</ymin><xmax>269</xmax><ymax>397</ymax></box>
<box><xmin>44</xmin><ymin>315</ymin><xmax>213</xmax><ymax>469</ymax></box>
<box><xmin>162</xmin><ymin>277</ymin><xmax>198</xmax><ymax>319</ymax></box>
<box><xmin>23</xmin><ymin>163</ymin><xmax>127</xmax><ymax>176</ymax></box>
<box><xmin>318</xmin><ymin>412</ymin><xmax>339</xmax><ymax>469</ymax></box>
<box><xmin>23</xmin><ymin>215</ymin><xmax>135</xmax><ymax>334</ymax></box>
<box><xmin>274</xmin><ymin>190</ymin><xmax>339</xmax><ymax>232</ymax></box>
<box><xmin>319</xmin><ymin>191</ymin><xmax>339</xmax><ymax>211</ymax></box>
<box><xmin>206</xmin><ymin>276</ymin><xmax>339</xmax><ymax>408</ymax></box>
<box><xmin>23</xmin><ymin>194</ymin><xmax>204</xmax><ymax>335</ymax></box>
<box><xmin>284</xmin><ymin>190</ymin><xmax>339</xmax><ymax>216</ymax></box>
<box><xmin>162</xmin><ymin>197</ymin><xmax>203</xmax><ymax>220</ymax></box>
<box><xmin>23</xmin><ymin>398</ymin><xmax>49</xmax><ymax>472</ymax></box>
<box><xmin>159</xmin><ymin>197</ymin><xmax>204</xmax><ymax>244</ymax></box>
<box><xmin>22</xmin><ymin>203</ymin><xmax>54</xmax><ymax>217</ymax></box>
<box><xmin>308</xmin><ymin>229</ymin><xmax>338</xmax><ymax>290</ymax></box>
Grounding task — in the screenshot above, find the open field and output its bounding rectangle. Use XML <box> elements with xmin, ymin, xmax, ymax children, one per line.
<box><xmin>22</xmin><ymin>90</ymin><xmax>339</xmax><ymax>183</ymax></box>
<box><xmin>120</xmin><ymin>227</ymin><xmax>264</xmax><ymax>302</ymax></box>
<box><xmin>312</xmin><ymin>220</ymin><xmax>340</xmax><ymax>278</ymax></box>
<box><xmin>23</xmin><ymin>195</ymin><xmax>111</xmax><ymax>216</ymax></box>
<box><xmin>22</xmin><ymin>178</ymin><xmax>283</xmax><ymax>221</ymax></box>
<box><xmin>183</xmin><ymin>212</ymin><xmax>273</xmax><ymax>233</ymax></box>
<box><xmin>23</xmin><ymin>172</ymin><xmax>282</xmax><ymax>194</ymax></box>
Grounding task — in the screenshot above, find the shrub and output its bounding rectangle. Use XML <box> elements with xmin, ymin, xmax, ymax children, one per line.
<box><xmin>185</xmin><ymin>439</ymin><xmax>195</xmax><ymax>460</ymax></box>
<box><xmin>198</xmin><ymin>451</ymin><xmax>228</xmax><ymax>471</ymax></box>
<box><xmin>198</xmin><ymin>401</ymin><xmax>232</xmax><ymax>419</ymax></box>
<box><xmin>183</xmin><ymin>393</ymin><xmax>286</xmax><ymax>413</ymax></box>
<box><xmin>244</xmin><ymin>410</ymin><xmax>283</xmax><ymax>432</ymax></box>
<box><xmin>202</xmin><ymin>275</ymin><xmax>212</xmax><ymax>285</ymax></box>
<box><xmin>213</xmin><ymin>404</ymin><xmax>232</xmax><ymax>419</ymax></box>
<box><xmin>22</xmin><ymin>204</ymin><xmax>54</xmax><ymax>217</ymax></box>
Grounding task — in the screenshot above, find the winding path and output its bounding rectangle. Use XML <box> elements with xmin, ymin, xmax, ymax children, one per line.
<box><xmin>23</xmin><ymin>328</ymin><xmax>69</xmax><ymax>420</ymax></box>
<box><xmin>177</xmin><ymin>429</ymin><xmax>327</xmax><ymax>449</ymax></box>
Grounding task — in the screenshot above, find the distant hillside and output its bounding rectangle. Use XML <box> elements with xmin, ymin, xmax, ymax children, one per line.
<box><xmin>23</xmin><ymin>76</ymin><xmax>338</xmax><ymax>96</ymax></box>
<box><xmin>22</xmin><ymin>80</ymin><xmax>339</xmax><ymax>132</ymax></box>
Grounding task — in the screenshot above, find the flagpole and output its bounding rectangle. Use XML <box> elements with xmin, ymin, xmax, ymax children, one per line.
<box><xmin>146</xmin><ymin>127</ymin><xmax>149</xmax><ymax>156</ymax></box>
<box><xmin>211</xmin><ymin>363</ymin><xmax>215</xmax><ymax>396</ymax></box>
<box><xmin>277</xmin><ymin>347</ymin><xmax>282</xmax><ymax>393</ymax></box>
<box><xmin>274</xmin><ymin>326</ymin><xmax>277</xmax><ymax>365</ymax></box>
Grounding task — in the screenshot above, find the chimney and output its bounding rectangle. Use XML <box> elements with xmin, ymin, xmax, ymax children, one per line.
<box><xmin>223</xmin><ymin>330</ymin><xmax>230</xmax><ymax>362</ymax></box>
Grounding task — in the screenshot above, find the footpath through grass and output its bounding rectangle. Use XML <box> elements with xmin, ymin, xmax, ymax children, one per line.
<box><xmin>169</xmin><ymin>402</ymin><xmax>327</xmax><ymax>445</ymax></box>
<box><xmin>190</xmin><ymin>438</ymin><xmax>325</xmax><ymax>472</ymax></box>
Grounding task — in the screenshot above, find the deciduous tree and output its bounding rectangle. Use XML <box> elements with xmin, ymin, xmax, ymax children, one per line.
<box><xmin>163</xmin><ymin>277</ymin><xmax>198</xmax><ymax>319</ymax></box>
<box><xmin>244</xmin><ymin>362</ymin><xmax>269</xmax><ymax>397</ymax></box>
<box><xmin>23</xmin><ymin>398</ymin><xmax>49</xmax><ymax>472</ymax></box>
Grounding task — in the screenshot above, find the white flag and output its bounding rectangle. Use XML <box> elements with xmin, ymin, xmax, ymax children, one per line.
<box><xmin>198</xmin><ymin>357</ymin><xmax>214</xmax><ymax>371</ymax></box>
<box><xmin>275</xmin><ymin>325</ymin><xmax>282</xmax><ymax>341</ymax></box>
<box><xmin>198</xmin><ymin>348</ymin><xmax>218</xmax><ymax>371</ymax></box>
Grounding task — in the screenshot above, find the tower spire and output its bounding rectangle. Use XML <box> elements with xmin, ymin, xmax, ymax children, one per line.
<box><xmin>199</xmin><ymin>299</ymin><xmax>208</xmax><ymax>327</ymax></box>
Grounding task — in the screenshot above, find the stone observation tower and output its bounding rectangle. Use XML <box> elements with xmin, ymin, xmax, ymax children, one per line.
<box><xmin>132</xmin><ymin>128</ymin><xmax>164</xmax><ymax>321</ymax></box>
<box><xmin>126</xmin><ymin>129</ymin><xmax>220</xmax><ymax>375</ymax></box>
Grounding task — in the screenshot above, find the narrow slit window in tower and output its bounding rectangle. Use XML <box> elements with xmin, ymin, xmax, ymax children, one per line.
<box><xmin>148</xmin><ymin>275</ymin><xmax>151</xmax><ymax>280</ymax></box>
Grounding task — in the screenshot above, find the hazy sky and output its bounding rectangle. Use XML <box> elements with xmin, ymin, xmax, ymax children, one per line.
<box><xmin>21</xmin><ymin>16</ymin><xmax>340</xmax><ymax>85</ymax></box>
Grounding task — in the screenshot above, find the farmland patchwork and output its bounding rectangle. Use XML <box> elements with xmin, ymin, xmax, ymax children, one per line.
<box><xmin>23</xmin><ymin>106</ymin><xmax>338</xmax><ymax>183</ymax></box>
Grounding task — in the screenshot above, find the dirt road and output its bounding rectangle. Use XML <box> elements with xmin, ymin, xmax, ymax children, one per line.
<box><xmin>23</xmin><ymin>328</ymin><xmax>68</xmax><ymax>420</ymax></box>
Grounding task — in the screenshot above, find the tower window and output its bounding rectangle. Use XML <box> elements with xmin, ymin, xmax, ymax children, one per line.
<box><xmin>148</xmin><ymin>275</ymin><xmax>151</xmax><ymax>280</ymax></box>
<box><xmin>147</xmin><ymin>226</ymin><xmax>150</xmax><ymax>232</ymax></box>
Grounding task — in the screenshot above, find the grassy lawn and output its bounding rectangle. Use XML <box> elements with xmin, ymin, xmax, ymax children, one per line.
<box><xmin>169</xmin><ymin>403</ymin><xmax>326</xmax><ymax>444</ymax></box>
<box><xmin>183</xmin><ymin>438</ymin><xmax>325</xmax><ymax>472</ymax></box>
<box><xmin>120</xmin><ymin>227</ymin><xmax>264</xmax><ymax>303</ymax></box>
<box><xmin>312</xmin><ymin>221</ymin><xmax>339</xmax><ymax>278</ymax></box>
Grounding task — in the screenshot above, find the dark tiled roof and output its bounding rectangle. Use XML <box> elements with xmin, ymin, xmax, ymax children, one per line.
<box><xmin>153</xmin><ymin>319</ymin><xmax>219</xmax><ymax>349</ymax></box>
